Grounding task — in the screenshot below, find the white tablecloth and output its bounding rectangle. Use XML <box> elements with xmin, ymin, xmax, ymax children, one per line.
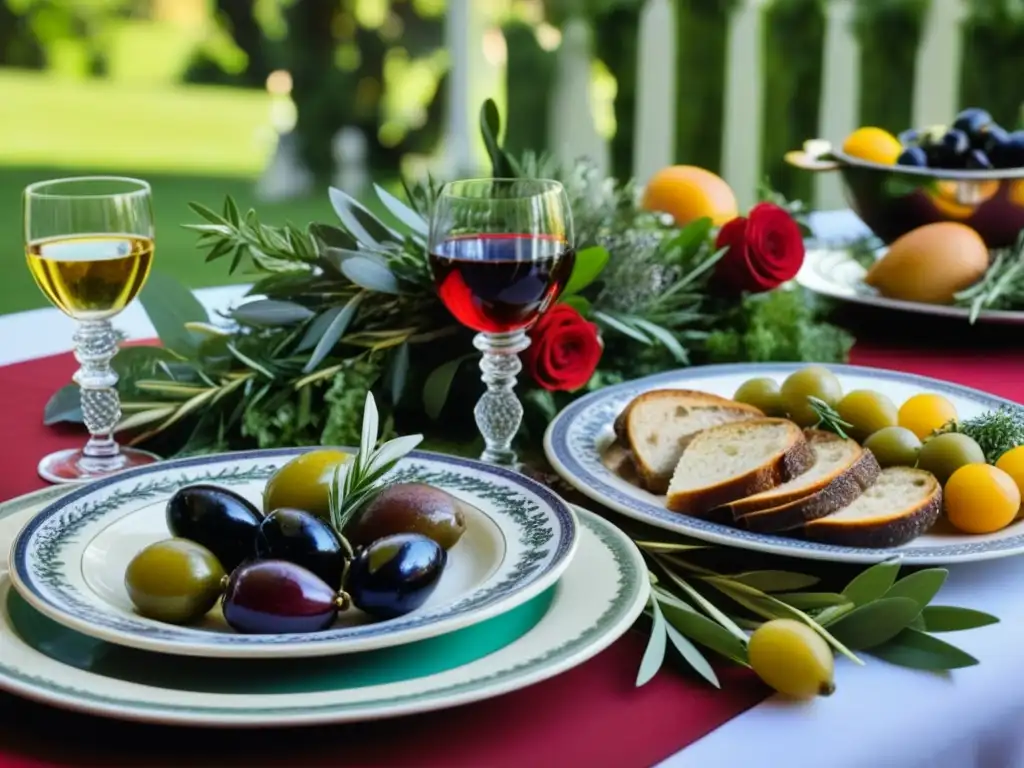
<box><xmin>3</xmin><ymin>210</ymin><xmax>1023</xmax><ymax>768</ymax></box>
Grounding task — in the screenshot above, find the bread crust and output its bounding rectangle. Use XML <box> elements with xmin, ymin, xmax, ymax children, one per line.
<box><xmin>665</xmin><ymin>419</ymin><xmax>815</xmax><ymax>517</ymax></box>
<box><xmin>621</xmin><ymin>390</ymin><xmax>764</xmax><ymax>494</ymax></box>
<box><xmin>801</xmin><ymin>471</ymin><xmax>942</xmax><ymax>548</ymax></box>
<box><xmin>723</xmin><ymin>430</ymin><xmax>857</xmax><ymax>517</ymax></box>
<box><xmin>739</xmin><ymin>449</ymin><xmax>882</xmax><ymax>533</ymax></box>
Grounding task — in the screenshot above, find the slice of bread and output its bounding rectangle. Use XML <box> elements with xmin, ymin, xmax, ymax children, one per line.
<box><xmin>601</xmin><ymin>442</ymin><xmax>641</xmax><ymax>485</ymax></box>
<box><xmin>802</xmin><ymin>467</ymin><xmax>942</xmax><ymax>548</ymax></box>
<box><xmin>618</xmin><ymin>390</ymin><xmax>763</xmax><ymax>493</ymax></box>
<box><xmin>739</xmin><ymin>448</ymin><xmax>882</xmax><ymax>533</ymax></box>
<box><xmin>665</xmin><ymin>418</ymin><xmax>815</xmax><ymax>517</ymax></box>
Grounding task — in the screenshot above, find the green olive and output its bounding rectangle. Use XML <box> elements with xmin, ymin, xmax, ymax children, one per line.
<box><xmin>263</xmin><ymin>449</ymin><xmax>351</xmax><ymax>520</ymax></box>
<box><xmin>733</xmin><ymin>377</ymin><xmax>783</xmax><ymax>416</ymax></box>
<box><xmin>836</xmin><ymin>389</ymin><xmax>899</xmax><ymax>442</ymax></box>
<box><xmin>917</xmin><ymin>432</ymin><xmax>986</xmax><ymax>484</ymax></box>
<box><xmin>780</xmin><ymin>366</ymin><xmax>843</xmax><ymax>426</ymax></box>
<box><xmin>125</xmin><ymin>538</ymin><xmax>225</xmax><ymax>624</ymax></box>
<box><xmin>863</xmin><ymin>426</ymin><xmax>923</xmax><ymax>468</ymax></box>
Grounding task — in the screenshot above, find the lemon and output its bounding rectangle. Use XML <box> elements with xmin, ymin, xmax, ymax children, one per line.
<box><xmin>748</xmin><ymin>619</ymin><xmax>835</xmax><ymax>699</ymax></box>
<box><xmin>640</xmin><ymin>165</ymin><xmax>738</xmax><ymax>227</ymax></box>
<box><xmin>841</xmin><ymin>127</ymin><xmax>903</xmax><ymax>165</ymax></box>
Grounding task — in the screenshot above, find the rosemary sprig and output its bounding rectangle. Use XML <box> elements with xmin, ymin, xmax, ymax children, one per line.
<box><xmin>326</xmin><ymin>392</ymin><xmax>423</xmax><ymax>537</ymax></box>
<box><xmin>808</xmin><ymin>396</ymin><xmax>853</xmax><ymax>439</ymax></box>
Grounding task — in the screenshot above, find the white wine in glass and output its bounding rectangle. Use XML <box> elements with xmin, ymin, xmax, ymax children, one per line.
<box><xmin>24</xmin><ymin>177</ymin><xmax>160</xmax><ymax>483</ymax></box>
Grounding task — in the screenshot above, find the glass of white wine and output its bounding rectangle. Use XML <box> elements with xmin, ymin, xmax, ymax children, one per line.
<box><xmin>24</xmin><ymin>177</ymin><xmax>160</xmax><ymax>483</ymax></box>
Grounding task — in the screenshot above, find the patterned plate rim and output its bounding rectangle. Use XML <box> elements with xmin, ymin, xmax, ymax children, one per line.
<box><xmin>545</xmin><ymin>362</ymin><xmax>1024</xmax><ymax>565</ymax></box>
<box><xmin>0</xmin><ymin>493</ymin><xmax>647</xmax><ymax>726</ymax></box>
<box><xmin>797</xmin><ymin>248</ymin><xmax>1024</xmax><ymax>324</ymax></box>
<box><xmin>9</xmin><ymin>448</ymin><xmax>578</xmax><ymax>657</ymax></box>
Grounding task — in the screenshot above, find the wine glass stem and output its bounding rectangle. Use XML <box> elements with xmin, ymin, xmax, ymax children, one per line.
<box><xmin>473</xmin><ymin>330</ymin><xmax>530</xmax><ymax>466</ymax></box>
<box><xmin>73</xmin><ymin>319</ymin><xmax>123</xmax><ymax>468</ymax></box>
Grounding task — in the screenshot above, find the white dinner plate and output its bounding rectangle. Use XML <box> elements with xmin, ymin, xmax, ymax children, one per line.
<box><xmin>0</xmin><ymin>487</ymin><xmax>647</xmax><ymax>727</ymax></box>
<box><xmin>796</xmin><ymin>247</ymin><xmax>1024</xmax><ymax>324</ymax></box>
<box><xmin>9</xmin><ymin>449</ymin><xmax>578</xmax><ymax>658</ymax></box>
<box><xmin>545</xmin><ymin>362</ymin><xmax>1024</xmax><ymax>565</ymax></box>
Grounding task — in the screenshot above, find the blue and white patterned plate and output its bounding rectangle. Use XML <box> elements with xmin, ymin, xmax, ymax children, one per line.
<box><xmin>9</xmin><ymin>449</ymin><xmax>578</xmax><ymax>658</ymax></box>
<box><xmin>545</xmin><ymin>363</ymin><xmax>1024</xmax><ymax>565</ymax></box>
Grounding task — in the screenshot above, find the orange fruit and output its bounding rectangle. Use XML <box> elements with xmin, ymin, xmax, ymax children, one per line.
<box><xmin>897</xmin><ymin>393</ymin><xmax>958</xmax><ymax>440</ymax></box>
<box><xmin>944</xmin><ymin>464</ymin><xmax>1020</xmax><ymax>534</ymax></box>
<box><xmin>841</xmin><ymin>127</ymin><xmax>903</xmax><ymax>165</ymax></box>
<box><xmin>995</xmin><ymin>446</ymin><xmax>1024</xmax><ymax>517</ymax></box>
<box><xmin>641</xmin><ymin>166</ymin><xmax>738</xmax><ymax>227</ymax></box>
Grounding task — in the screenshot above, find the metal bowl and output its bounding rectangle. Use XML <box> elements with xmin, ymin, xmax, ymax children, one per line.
<box><xmin>787</xmin><ymin>147</ymin><xmax>1024</xmax><ymax>248</ymax></box>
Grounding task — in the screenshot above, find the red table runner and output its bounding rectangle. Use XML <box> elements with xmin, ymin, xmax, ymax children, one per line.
<box><xmin>1</xmin><ymin>306</ymin><xmax>1022</xmax><ymax>767</ymax></box>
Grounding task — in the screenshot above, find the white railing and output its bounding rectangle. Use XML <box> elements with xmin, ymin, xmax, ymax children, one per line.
<box><xmin>443</xmin><ymin>0</ymin><xmax>967</xmax><ymax>211</ymax></box>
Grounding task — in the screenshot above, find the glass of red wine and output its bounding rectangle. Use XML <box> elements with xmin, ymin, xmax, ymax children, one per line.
<box><xmin>428</xmin><ymin>178</ymin><xmax>575</xmax><ymax>466</ymax></box>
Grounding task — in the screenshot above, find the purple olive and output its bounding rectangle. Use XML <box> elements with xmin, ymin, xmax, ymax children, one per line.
<box><xmin>347</xmin><ymin>533</ymin><xmax>446</xmax><ymax>619</ymax></box>
<box><xmin>222</xmin><ymin>560</ymin><xmax>340</xmax><ymax>634</ymax></box>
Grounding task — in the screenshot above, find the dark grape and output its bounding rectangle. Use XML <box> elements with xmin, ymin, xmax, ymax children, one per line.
<box><xmin>952</xmin><ymin>108</ymin><xmax>993</xmax><ymax>144</ymax></box>
<box><xmin>347</xmin><ymin>534</ymin><xmax>446</xmax><ymax>620</ymax></box>
<box><xmin>256</xmin><ymin>508</ymin><xmax>346</xmax><ymax>589</ymax></box>
<box><xmin>966</xmin><ymin>149</ymin><xmax>993</xmax><ymax>170</ymax></box>
<box><xmin>222</xmin><ymin>560</ymin><xmax>340</xmax><ymax>634</ymax></box>
<box><xmin>166</xmin><ymin>485</ymin><xmax>263</xmax><ymax>572</ymax></box>
<box><xmin>994</xmin><ymin>130</ymin><xmax>1024</xmax><ymax>169</ymax></box>
<box><xmin>940</xmin><ymin>129</ymin><xmax>970</xmax><ymax>158</ymax></box>
<box><xmin>897</xmin><ymin>146</ymin><xmax>929</xmax><ymax>167</ymax></box>
<box><xmin>898</xmin><ymin>128</ymin><xmax>921</xmax><ymax>146</ymax></box>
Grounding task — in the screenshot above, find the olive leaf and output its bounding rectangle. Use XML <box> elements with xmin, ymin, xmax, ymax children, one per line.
<box><xmin>729</xmin><ymin>571</ymin><xmax>820</xmax><ymax>593</ymax></box>
<box><xmin>562</xmin><ymin>246</ymin><xmax>610</xmax><ymax>297</ymax></box>
<box><xmin>386</xmin><ymin>342</ymin><xmax>411</xmax><ymax>405</ymax></box>
<box><xmin>920</xmin><ymin>606</ymin><xmax>1000</xmax><ymax>633</ymax></box>
<box><xmin>341</xmin><ymin>257</ymin><xmax>400</xmax><ymax>295</ymax></box>
<box><xmin>774</xmin><ymin>592</ymin><xmax>851</xmax><ymax>610</ymax></box>
<box><xmin>884</xmin><ymin>569</ymin><xmax>948</xmax><ymax>613</ymax></box>
<box><xmin>43</xmin><ymin>384</ymin><xmax>82</xmax><ymax>425</ymax></box>
<box><xmin>842</xmin><ymin>558</ymin><xmax>901</xmax><ymax>606</ymax></box>
<box><xmin>657</xmin><ymin>595</ymin><xmax>748</xmax><ymax>665</ymax></box>
<box><xmin>373</xmin><ymin>183</ymin><xmax>428</xmax><ymax>237</ymax></box>
<box><xmin>637</xmin><ymin>597</ymin><xmax>668</xmax><ymax>687</ymax></box>
<box><xmin>138</xmin><ymin>270</ymin><xmax>209</xmax><ymax>358</ymax></box>
<box><xmin>825</xmin><ymin>597</ymin><xmax>921</xmax><ymax>650</ymax></box>
<box><xmin>231</xmin><ymin>299</ymin><xmax>315</xmax><ymax>327</ymax></box>
<box><xmin>303</xmin><ymin>294</ymin><xmax>363</xmax><ymax>374</ymax></box>
<box><xmin>308</xmin><ymin>222</ymin><xmax>358</xmax><ymax>251</ymax></box>
<box><xmin>328</xmin><ymin>187</ymin><xmax>401</xmax><ymax>247</ymax></box>
<box><xmin>297</xmin><ymin>306</ymin><xmax>344</xmax><ymax>353</ymax></box>
<box><xmin>423</xmin><ymin>354</ymin><xmax>476</xmax><ymax>420</ymax></box>
<box><xmin>869</xmin><ymin>629</ymin><xmax>979</xmax><ymax>671</ymax></box>
<box><xmin>665</xmin><ymin>621</ymin><xmax>720</xmax><ymax>688</ymax></box>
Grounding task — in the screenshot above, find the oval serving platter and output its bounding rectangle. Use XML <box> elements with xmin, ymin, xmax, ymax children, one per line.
<box><xmin>0</xmin><ymin>491</ymin><xmax>646</xmax><ymax>727</ymax></box>
<box><xmin>9</xmin><ymin>449</ymin><xmax>578</xmax><ymax>658</ymax></box>
<box><xmin>545</xmin><ymin>362</ymin><xmax>1024</xmax><ymax>565</ymax></box>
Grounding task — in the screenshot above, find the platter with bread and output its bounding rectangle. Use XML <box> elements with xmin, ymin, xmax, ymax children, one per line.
<box><xmin>545</xmin><ymin>362</ymin><xmax>1024</xmax><ymax>564</ymax></box>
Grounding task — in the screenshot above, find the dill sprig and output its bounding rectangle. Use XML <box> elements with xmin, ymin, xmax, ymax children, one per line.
<box><xmin>942</xmin><ymin>406</ymin><xmax>1024</xmax><ymax>463</ymax></box>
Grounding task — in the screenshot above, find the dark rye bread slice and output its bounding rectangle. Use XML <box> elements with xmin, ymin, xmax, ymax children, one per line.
<box><xmin>665</xmin><ymin>419</ymin><xmax>815</xmax><ymax>517</ymax></box>
<box><xmin>739</xmin><ymin>448</ymin><xmax>881</xmax><ymax>533</ymax></box>
<box><xmin>801</xmin><ymin>467</ymin><xmax>942</xmax><ymax>548</ymax></box>
<box><xmin>722</xmin><ymin>431</ymin><xmax>863</xmax><ymax>518</ymax></box>
<box><xmin>616</xmin><ymin>390</ymin><xmax>764</xmax><ymax>494</ymax></box>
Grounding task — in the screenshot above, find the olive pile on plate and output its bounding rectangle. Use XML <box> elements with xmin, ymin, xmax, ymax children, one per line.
<box><xmin>123</xmin><ymin>450</ymin><xmax>468</xmax><ymax>634</ymax></box>
<box><xmin>897</xmin><ymin>107</ymin><xmax>1024</xmax><ymax>170</ymax></box>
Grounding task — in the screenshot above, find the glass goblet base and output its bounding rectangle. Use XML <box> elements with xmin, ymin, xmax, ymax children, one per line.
<box><xmin>38</xmin><ymin>446</ymin><xmax>162</xmax><ymax>484</ymax></box>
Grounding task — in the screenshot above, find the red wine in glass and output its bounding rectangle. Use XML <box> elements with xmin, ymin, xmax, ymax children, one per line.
<box><xmin>429</xmin><ymin>233</ymin><xmax>576</xmax><ymax>334</ymax></box>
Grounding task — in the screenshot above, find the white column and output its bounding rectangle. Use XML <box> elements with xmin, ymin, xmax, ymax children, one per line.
<box><xmin>549</xmin><ymin>17</ymin><xmax>609</xmax><ymax>176</ymax></box>
<box><xmin>816</xmin><ymin>0</ymin><xmax>859</xmax><ymax>210</ymax></box>
<box><xmin>632</xmin><ymin>0</ymin><xmax>677</xmax><ymax>185</ymax></box>
<box><xmin>721</xmin><ymin>0</ymin><xmax>765</xmax><ymax>210</ymax></box>
<box><xmin>912</xmin><ymin>0</ymin><xmax>966</xmax><ymax>130</ymax></box>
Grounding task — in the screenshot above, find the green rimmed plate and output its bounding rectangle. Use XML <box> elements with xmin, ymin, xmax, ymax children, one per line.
<box><xmin>9</xmin><ymin>449</ymin><xmax>578</xmax><ymax>658</ymax></box>
<box><xmin>0</xmin><ymin>487</ymin><xmax>648</xmax><ymax>727</ymax></box>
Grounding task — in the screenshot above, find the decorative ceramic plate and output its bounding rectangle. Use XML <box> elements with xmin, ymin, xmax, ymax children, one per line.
<box><xmin>796</xmin><ymin>246</ymin><xmax>1024</xmax><ymax>325</ymax></box>
<box><xmin>0</xmin><ymin>489</ymin><xmax>646</xmax><ymax>727</ymax></box>
<box><xmin>545</xmin><ymin>362</ymin><xmax>1024</xmax><ymax>565</ymax></box>
<box><xmin>9</xmin><ymin>449</ymin><xmax>578</xmax><ymax>658</ymax></box>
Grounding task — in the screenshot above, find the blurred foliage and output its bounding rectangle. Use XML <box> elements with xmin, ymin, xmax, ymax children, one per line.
<box><xmin>593</xmin><ymin>3</ymin><xmax>641</xmax><ymax>181</ymax></box>
<box><xmin>503</xmin><ymin>21</ymin><xmax>556</xmax><ymax>158</ymax></box>
<box><xmin>961</xmin><ymin>0</ymin><xmax>1024</xmax><ymax>129</ymax></box>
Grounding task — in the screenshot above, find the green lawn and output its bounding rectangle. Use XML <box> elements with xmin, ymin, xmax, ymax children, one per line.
<box><xmin>0</xmin><ymin>71</ymin><xmax>380</xmax><ymax>314</ymax></box>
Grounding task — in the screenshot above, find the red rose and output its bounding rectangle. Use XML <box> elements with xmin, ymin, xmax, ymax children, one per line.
<box><xmin>524</xmin><ymin>305</ymin><xmax>602</xmax><ymax>392</ymax></box>
<box><xmin>713</xmin><ymin>202</ymin><xmax>805</xmax><ymax>293</ymax></box>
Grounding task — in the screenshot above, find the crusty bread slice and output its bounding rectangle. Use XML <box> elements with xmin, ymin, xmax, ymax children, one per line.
<box><xmin>802</xmin><ymin>467</ymin><xmax>942</xmax><ymax>548</ymax></box>
<box><xmin>619</xmin><ymin>390</ymin><xmax>764</xmax><ymax>493</ymax></box>
<box><xmin>612</xmin><ymin>388</ymin><xmax>748</xmax><ymax>443</ymax></box>
<box><xmin>601</xmin><ymin>442</ymin><xmax>641</xmax><ymax>485</ymax></box>
<box><xmin>665</xmin><ymin>418</ymin><xmax>815</xmax><ymax>517</ymax></box>
<box><xmin>739</xmin><ymin>448</ymin><xmax>881</xmax><ymax>533</ymax></box>
<box><xmin>722</xmin><ymin>430</ymin><xmax>864</xmax><ymax>518</ymax></box>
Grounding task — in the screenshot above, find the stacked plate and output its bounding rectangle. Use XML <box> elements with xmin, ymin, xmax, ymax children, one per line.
<box><xmin>0</xmin><ymin>449</ymin><xmax>648</xmax><ymax>726</ymax></box>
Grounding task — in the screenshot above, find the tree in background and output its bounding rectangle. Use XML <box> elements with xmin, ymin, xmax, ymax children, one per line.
<box><xmin>961</xmin><ymin>0</ymin><xmax>1024</xmax><ymax>129</ymax></box>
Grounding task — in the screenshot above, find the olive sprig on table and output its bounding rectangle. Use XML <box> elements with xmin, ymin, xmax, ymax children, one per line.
<box><xmin>124</xmin><ymin>393</ymin><xmax>470</xmax><ymax>634</ymax></box>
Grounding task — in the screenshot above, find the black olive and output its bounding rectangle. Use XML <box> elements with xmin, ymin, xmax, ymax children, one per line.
<box><xmin>346</xmin><ymin>534</ymin><xmax>446</xmax><ymax>620</ymax></box>
<box><xmin>256</xmin><ymin>508</ymin><xmax>347</xmax><ymax>589</ymax></box>
<box><xmin>166</xmin><ymin>485</ymin><xmax>263</xmax><ymax>572</ymax></box>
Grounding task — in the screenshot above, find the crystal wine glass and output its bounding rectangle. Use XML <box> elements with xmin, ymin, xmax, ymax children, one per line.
<box><xmin>428</xmin><ymin>178</ymin><xmax>575</xmax><ymax>466</ymax></box>
<box><xmin>24</xmin><ymin>177</ymin><xmax>160</xmax><ymax>483</ymax></box>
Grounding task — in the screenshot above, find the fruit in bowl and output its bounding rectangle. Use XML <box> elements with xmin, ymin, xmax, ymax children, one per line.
<box><xmin>788</xmin><ymin>107</ymin><xmax>1024</xmax><ymax>248</ymax></box>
